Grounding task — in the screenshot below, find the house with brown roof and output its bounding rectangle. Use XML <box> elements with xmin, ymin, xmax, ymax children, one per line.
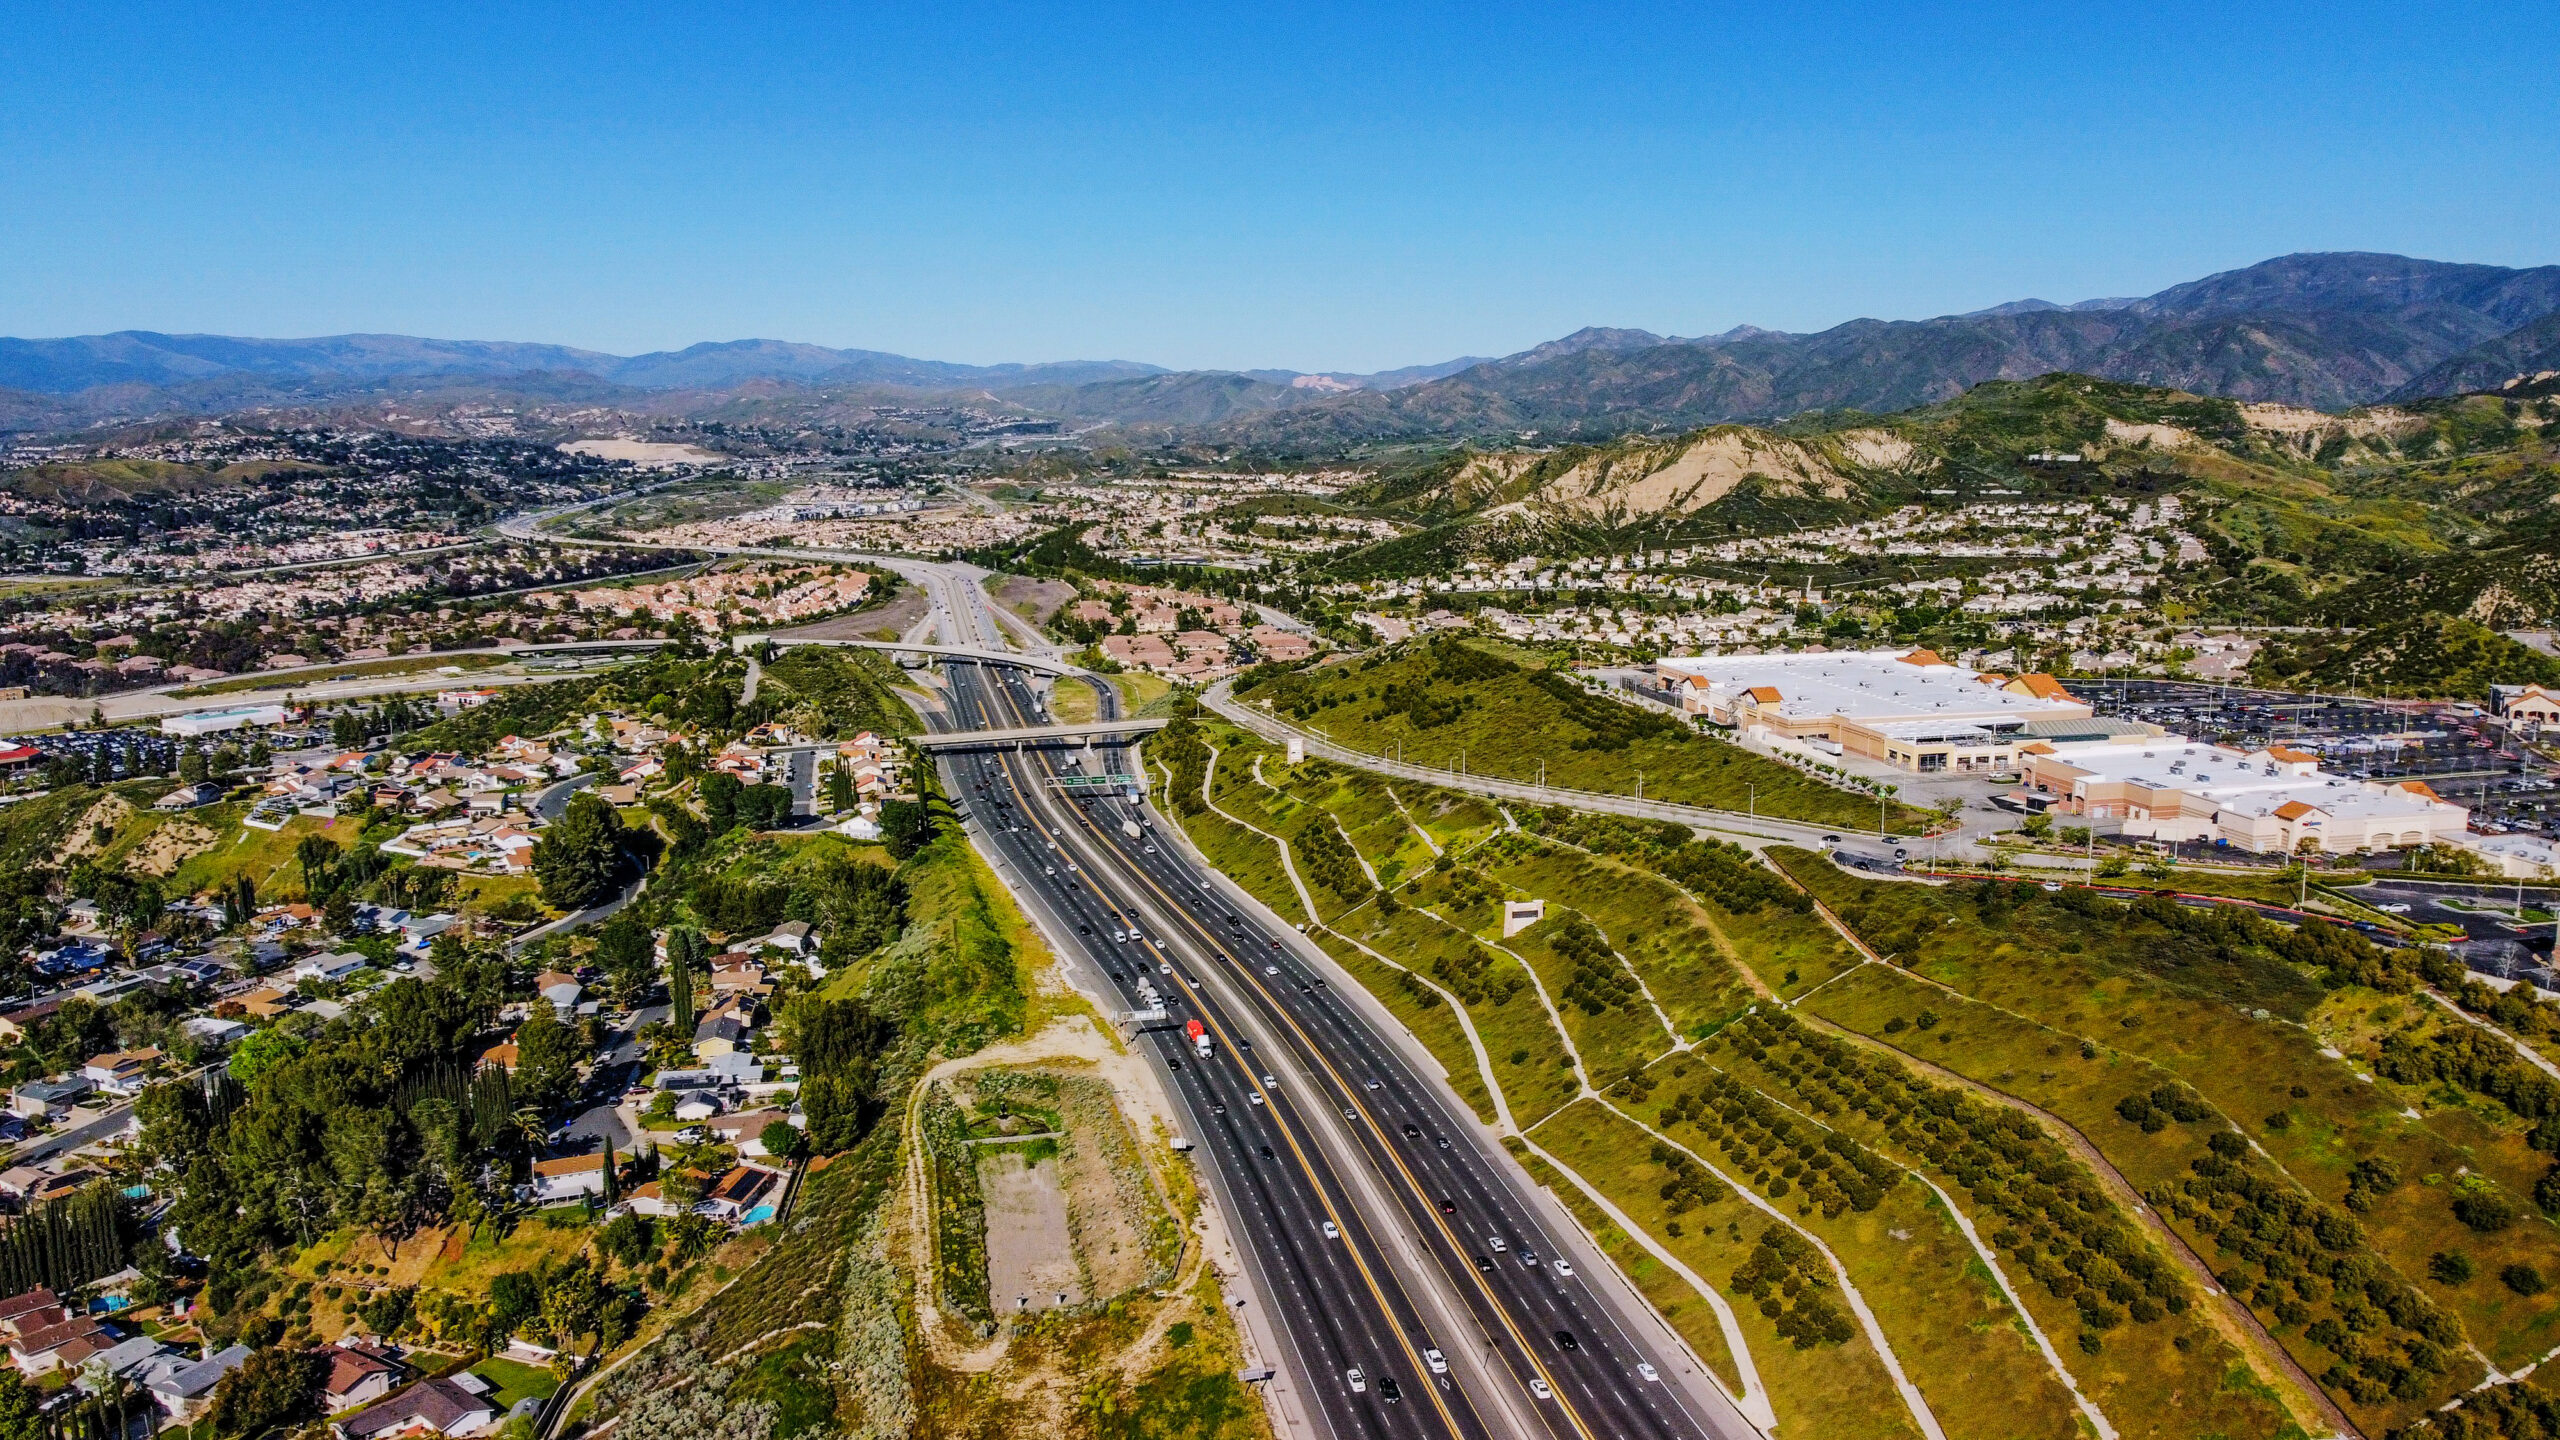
<box><xmin>10</xmin><ymin>1312</ymin><xmax>112</xmax><ymax>1373</ymax></box>
<box><xmin>321</xmin><ymin>1344</ymin><xmax>407</xmax><ymax>1413</ymax></box>
<box><xmin>529</xmin><ymin>1151</ymin><xmax>609</xmax><ymax>1203</ymax></box>
<box><xmin>81</xmin><ymin>1048</ymin><xmax>162</xmax><ymax>1095</ymax></box>
<box><xmin>0</xmin><ymin>1288</ymin><xmax>63</xmax><ymax>1340</ymax></box>
<box><xmin>333</xmin><ymin>1375</ymin><xmax>497</xmax><ymax>1440</ymax></box>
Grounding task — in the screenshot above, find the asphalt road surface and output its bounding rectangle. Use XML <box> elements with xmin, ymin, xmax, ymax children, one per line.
<box><xmin>939</xmin><ymin>661</ymin><xmax>1747</xmax><ymax>1440</ymax></box>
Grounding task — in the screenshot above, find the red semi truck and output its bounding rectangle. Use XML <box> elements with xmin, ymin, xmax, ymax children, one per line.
<box><xmin>1185</xmin><ymin>1018</ymin><xmax>1211</xmax><ymax>1057</ymax></box>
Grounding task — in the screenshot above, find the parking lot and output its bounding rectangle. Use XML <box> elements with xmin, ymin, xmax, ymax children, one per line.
<box><xmin>2080</xmin><ymin>678</ymin><xmax>2560</xmax><ymax>837</ymax></box>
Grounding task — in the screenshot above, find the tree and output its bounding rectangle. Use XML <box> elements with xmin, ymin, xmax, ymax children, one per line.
<box><xmin>207</xmin><ymin>1345</ymin><xmax>319</xmax><ymax>1437</ymax></box>
<box><xmin>0</xmin><ymin>1363</ymin><xmax>37</xmax><ymax>1440</ymax></box>
<box><xmin>759</xmin><ymin>1120</ymin><xmax>804</xmax><ymax>1160</ymax></box>
<box><xmin>227</xmin><ymin>1026</ymin><xmax>306</xmax><ymax>1085</ymax></box>
<box><xmin>533</xmin><ymin>792</ymin><xmax>628</xmax><ymax>911</ymax></box>
<box><xmin>666</xmin><ymin>926</ymin><xmax>702</xmax><ymax>1036</ymax></box>
<box><xmin>593</xmin><ymin>912</ymin><xmax>655</xmax><ymax>1002</ymax></box>
<box><xmin>827</xmin><ymin>764</ymin><xmax>854</xmax><ymax>814</ymax></box>
<box><xmin>515</xmin><ymin>1005</ymin><xmax>583</xmax><ymax>1108</ymax></box>
<box><xmin>881</xmin><ymin>798</ymin><xmax>937</xmax><ymax>860</ymax></box>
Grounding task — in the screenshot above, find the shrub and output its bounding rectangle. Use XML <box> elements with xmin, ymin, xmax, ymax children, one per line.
<box><xmin>2504</xmin><ymin>1263</ymin><xmax>2547</xmax><ymax>1296</ymax></box>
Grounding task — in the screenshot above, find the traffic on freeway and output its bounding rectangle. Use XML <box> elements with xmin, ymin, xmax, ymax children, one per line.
<box><xmin>932</xmin><ymin>666</ymin><xmax>1491</xmax><ymax>1440</ymax></box>
<box><xmin>937</xmin><ymin>659</ymin><xmax>1742</xmax><ymax>1440</ymax></box>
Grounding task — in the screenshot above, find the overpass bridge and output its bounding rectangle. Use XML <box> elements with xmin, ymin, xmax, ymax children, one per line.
<box><xmin>730</xmin><ymin>633</ymin><xmax>1080</xmax><ymax>677</ymax></box>
<box><xmin>910</xmin><ymin>718</ymin><xmax>1168</xmax><ymax>750</ymax></box>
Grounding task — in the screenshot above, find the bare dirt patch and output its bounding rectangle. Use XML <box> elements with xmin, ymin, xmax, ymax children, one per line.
<box><xmin>985</xmin><ymin>574</ymin><xmax>1076</xmax><ymax>628</ymax></box>
<box><xmin>58</xmin><ymin>795</ymin><xmax>137</xmax><ymax>863</ymax></box>
<box><xmin>980</xmin><ymin>1148</ymin><xmax>1082</xmax><ymax>1312</ymax></box>
<box><xmin>778</xmin><ymin>587</ymin><xmax>930</xmax><ymax>643</ymax></box>
<box><xmin>126</xmin><ymin>817</ymin><xmax>220</xmax><ymax>877</ymax></box>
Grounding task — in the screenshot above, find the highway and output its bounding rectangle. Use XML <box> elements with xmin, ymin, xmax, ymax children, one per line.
<box><xmin>936</xmin><ymin>660</ymin><xmax>1750</xmax><ymax>1440</ymax></box>
<box><xmin>500</xmin><ymin>494</ymin><xmax>1753</xmax><ymax>1439</ymax></box>
<box><xmin>933</xmin><ymin>667</ymin><xmax>1491</xmax><ymax>1440</ymax></box>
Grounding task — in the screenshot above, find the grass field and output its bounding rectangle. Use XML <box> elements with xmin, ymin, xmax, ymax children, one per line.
<box><xmin>1231</xmin><ymin>638</ymin><xmax>1930</xmax><ymax>831</ymax></box>
<box><xmin>1775</xmin><ymin>847</ymin><xmax>2560</xmax><ymax>1430</ymax></box>
<box><xmin>468</xmin><ymin>1354</ymin><xmax>560</xmax><ymax>1409</ymax></box>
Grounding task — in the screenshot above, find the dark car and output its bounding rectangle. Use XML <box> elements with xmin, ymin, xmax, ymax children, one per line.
<box><xmin>1475</xmin><ymin>1255</ymin><xmax>1494</xmax><ymax>1272</ymax></box>
<box><xmin>1439</xmin><ymin>1199</ymin><xmax>1456</xmax><ymax>1214</ymax></box>
<box><xmin>1402</xmin><ymin>1124</ymin><xmax>1420</xmax><ymax>1138</ymax></box>
<box><xmin>1378</xmin><ymin>1377</ymin><xmax>1402</xmax><ymax>1403</ymax></box>
<box><xmin>1554</xmin><ymin>1330</ymin><xmax>1578</xmax><ymax>1352</ymax></box>
<box><xmin>1259</xmin><ymin>1145</ymin><xmax>1274</xmax><ymax>1158</ymax></box>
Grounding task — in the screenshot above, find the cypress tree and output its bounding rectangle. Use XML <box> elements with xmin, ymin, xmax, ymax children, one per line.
<box><xmin>668</xmin><ymin>927</ymin><xmax>698</xmax><ymax>1037</ymax></box>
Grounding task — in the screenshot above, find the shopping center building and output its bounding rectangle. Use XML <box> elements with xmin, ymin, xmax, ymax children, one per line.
<box><xmin>2019</xmin><ymin>737</ymin><xmax>2467</xmax><ymax>853</ymax></box>
<box><xmin>1654</xmin><ymin>648</ymin><xmax>2103</xmax><ymax>774</ymax></box>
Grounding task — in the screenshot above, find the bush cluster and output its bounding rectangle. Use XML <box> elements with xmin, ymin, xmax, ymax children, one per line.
<box><xmin>1702</xmin><ymin>1010</ymin><xmax>2185</xmax><ymax>1337</ymax></box>
<box><xmin>1292</xmin><ymin>811</ymin><xmax>1372</xmax><ymax>902</ymax></box>
<box><xmin>2371</xmin><ymin>1026</ymin><xmax>2560</xmax><ymax>1217</ymax></box>
<box><xmin>1550</xmin><ymin>914</ymin><xmax>1638</xmax><ymax>1015</ymax></box>
<box><xmin>1427</xmin><ymin>937</ymin><xmax>1522</xmax><ymax>1009</ymax></box>
<box><xmin>1528</xmin><ymin>809</ymin><xmax>1809</xmax><ymax>916</ymax></box>
<box><xmin>1659</xmin><ymin>1053</ymin><xmax>1897</xmax><ymax>1219</ymax></box>
<box><xmin>2115</xmin><ymin>1082</ymin><xmax>2212</xmax><ymax>1133</ymax></box>
<box><xmin>1729</xmin><ymin>1226</ymin><xmax>1856</xmax><ymax>1349</ymax></box>
<box><xmin>2150</xmin><ymin>1132</ymin><xmax>2456</xmax><ymax>1405</ymax></box>
<box><xmin>1649</xmin><ymin>1141</ymin><xmax>1733</xmax><ymax>1216</ymax></box>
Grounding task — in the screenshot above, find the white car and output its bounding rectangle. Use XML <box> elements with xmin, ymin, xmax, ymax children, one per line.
<box><xmin>2376</xmin><ymin>902</ymin><xmax>2412</xmax><ymax>914</ymax></box>
<box><xmin>1263</xmin><ymin>1074</ymin><xmax>1278</xmax><ymax>1086</ymax></box>
<box><xmin>1159</xmin><ymin>962</ymin><xmax>1173</xmax><ymax>975</ymax></box>
<box><xmin>1553</xmin><ymin>1258</ymin><xmax>1575</xmax><ymax>1278</ymax></box>
<box><xmin>1043</xmin><ymin>866</ymin><xmax>1055</xmax><ymax>876</ymax></box>
<box><xmin>1423</xmin><ymin>1348</ymin><xmax>1448</xmax><ymax>1375</ymax></box>
<box><xmin>1263</xmin><ymin>965</ymin><xmax>1280</xmax><ymax>976</ymax></box>
<box><xmin>1529</xmin><ymin>1378</ymin><xmax>1553</xmax><ymax>1400</ymax></box>
<box><xmin>1346</xmin><ymin>1367</ymin><xmax>1366</xmax><ymax>1394</ymax></box>
<box><xmin>1321</xmin><ymin>1220</ymin><xmax>1340</xmax><ymax>1240</ymax></box>
<box><xmin>1248</xmin><ymin>1092</ymin><xmax>1264</xmax><ymax>1106</ymax></box>
<box><xmin>1113</xmin><ymin>929</ymin><xmax>1127</xmax><ymax>942</ymax></box>
<box><xmin>1637</xmin><ymin>1362</ymin><xmax>1659</xmax><ymax>1383</ymax></box>
<box><xmin>1489</xmin><ymin>1236</ymin><xmax>1507</xmax><ymax>1253</ymax></box>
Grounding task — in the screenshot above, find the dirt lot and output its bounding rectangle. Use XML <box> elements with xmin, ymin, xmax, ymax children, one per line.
<box><xmin>778</xmin><ymin>586</ymin><xmax>930</xmax><ymax>643</ymax></box>
<box><xmin>980</xmin><ymin>1146</ymin><xmax>1083</xmax><ymax>1312</ymax></box>
<box><xmin>985</xmin><ymin>574</ymin><xmax>1076</xmax><ymax>628</ymax></box>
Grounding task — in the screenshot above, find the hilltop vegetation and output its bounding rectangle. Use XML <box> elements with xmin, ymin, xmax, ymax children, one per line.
<box><xmin>1303</xmin><ymin>372</ymin><xmax>2560</xmax><ymax>633</ymax></box>
<box><xmin>2250</xmin><ymin>615</ymin><xmax>2560</xmax><ymax>696</ymax></box>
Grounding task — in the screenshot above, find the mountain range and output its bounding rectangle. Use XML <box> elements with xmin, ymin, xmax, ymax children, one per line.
<box><xmin>7</xmin><ymin>252</ymin><xmax>2560</xmax><ymax>446</ymax></box>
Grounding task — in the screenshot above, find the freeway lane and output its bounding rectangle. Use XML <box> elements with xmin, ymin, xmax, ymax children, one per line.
<box><xmin>955</xmin><ymin>663</ymin><xmax>1751</xmax><ymax>1440</ymax></box>
<box><xmin>932</xmin><ymin>674</ymin><xmax>1487</xmax><ymax>1440</ymax></box>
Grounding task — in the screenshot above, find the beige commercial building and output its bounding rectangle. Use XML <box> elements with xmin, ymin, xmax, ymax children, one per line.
<box><xmin>2021</xmin><ymin>738</ymin><xmax>2468</xmax><ymax>853</ymax></box>
<box><xmin>1654</xmin><ymin>648</ymin><xmax>2097</xmax><ymax>774</ymax></box>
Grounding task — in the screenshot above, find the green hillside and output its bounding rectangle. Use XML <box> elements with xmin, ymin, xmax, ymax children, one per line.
<box><xmin>1233</xmin><ymin>637</ymin><xmax>1929</xmax><ymax>832</ymax></box>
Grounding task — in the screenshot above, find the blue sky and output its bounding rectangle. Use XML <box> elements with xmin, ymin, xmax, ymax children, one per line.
<box><xmin>4</xmin><ymin>3</ymin><xmax>2555</xmax><ymax>372</ymax></box>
